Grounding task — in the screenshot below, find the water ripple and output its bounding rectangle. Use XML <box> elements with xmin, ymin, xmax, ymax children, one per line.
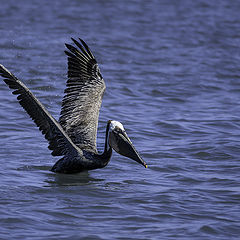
<box><xmin>0</xmin><ymin>0</ymin><xmax>240</xmax><ymax>239</ymax></box>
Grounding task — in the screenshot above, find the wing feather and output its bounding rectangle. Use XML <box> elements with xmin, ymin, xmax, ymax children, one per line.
<box><xmin>59</xmin><ymin>38</ymin><xmax>105</xmax><ymax>152</ymax></box>
<box><xmin>0</xmin><ymin>64</ymin><xmax>81</xmax><ymax>157</ymax></box>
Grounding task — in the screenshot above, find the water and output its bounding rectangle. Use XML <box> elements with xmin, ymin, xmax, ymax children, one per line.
<box><xmin>0</xmin><ymin>0</ymin><xmax>240</xmax><ymax>239</ymax></box>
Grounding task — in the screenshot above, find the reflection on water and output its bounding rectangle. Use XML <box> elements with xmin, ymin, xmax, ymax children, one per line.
<box><xmin>48</xmin><ymin>171</ymin><xmax>104</xmax><ymax>186</ymax></box>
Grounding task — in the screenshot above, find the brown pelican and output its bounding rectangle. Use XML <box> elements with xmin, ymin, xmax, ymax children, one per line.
<box><xmin>0</xmin><ymin>38</ymin><xmax>147</xmax><ymax>173</ymax></box>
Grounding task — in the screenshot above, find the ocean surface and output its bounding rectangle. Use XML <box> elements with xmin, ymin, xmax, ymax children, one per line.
<box><xmin>0</xmin><ymin>0</ymin><xmax>240</xmax><ymax>239</ymax></box>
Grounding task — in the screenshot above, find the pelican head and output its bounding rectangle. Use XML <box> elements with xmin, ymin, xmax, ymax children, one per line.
<box><xmin>108</xmin><ymin>120</ymin><xmax>147</xmax><ymax>168</ymax></box>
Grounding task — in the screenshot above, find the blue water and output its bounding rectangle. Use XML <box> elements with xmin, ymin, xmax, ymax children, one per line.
<box><xmin>0</xmin><ymin>0</ymin><xmax>240</xmax><ymax>239</ymax></box>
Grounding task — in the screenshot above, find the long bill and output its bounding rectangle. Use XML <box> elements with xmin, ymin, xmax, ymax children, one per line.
<box><xmin>109</xmin><ymin>129</ymin><xmax>148</xmax><ymax>168</ymax></box>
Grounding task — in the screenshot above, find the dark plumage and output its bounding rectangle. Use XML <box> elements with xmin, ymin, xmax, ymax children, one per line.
<box><xmin>0</xmin><ymin>38</ymin><xmax>147</xmax><ymax>174</ymax></box>
<box><xmin>60</xmin><ymin>38</ymin><xmax>105</xmax><ymax>153</ymax></box>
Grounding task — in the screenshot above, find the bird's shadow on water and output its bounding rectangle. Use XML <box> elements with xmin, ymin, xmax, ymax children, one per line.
<box><xmin>47</xmin><ymin>171</ymin><xmax>105</xmax><ymax>187</ymax></box>
<box><xmin>19</xmin><ymin>164</ymin><xmax>105</xmax><ymax>187</ymax></box>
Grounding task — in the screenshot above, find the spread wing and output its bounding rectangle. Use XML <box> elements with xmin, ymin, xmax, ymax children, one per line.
<box><xmin>0</xmin><ymin>64</ymin><xmax>81</xmax><ymax>157</ymax></box>
<box><xmin>59</xmin><ymin>38</ymin><xmax>105</xmax><ymax>152</ymax></box>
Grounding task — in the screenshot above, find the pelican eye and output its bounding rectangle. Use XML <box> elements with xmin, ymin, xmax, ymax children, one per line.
<box><xmin>113</xmin><ymin>127</ymin><xmax>126</xmax><ymax>137</ymax></box>
<box><xmin>114</xmin><ymin>126</ymin><xmax>122</xmax><ymax>133</ymax></box>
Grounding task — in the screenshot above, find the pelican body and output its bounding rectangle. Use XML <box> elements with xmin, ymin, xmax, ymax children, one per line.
<box><xmin>0</xmin><ymin>38</ymin><xmax>147</xmax><ymax>174</ymax></box>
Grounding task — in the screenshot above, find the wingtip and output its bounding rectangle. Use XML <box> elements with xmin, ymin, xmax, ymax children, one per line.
<box><xmin>65</xmin><ymin>43</ymin><xmax>70</xmax><ymax>48</ymax></box>
<box><xmin>0</xmin><ymin>64</ymin><xmax>6</xmax><ymax>71</ymax></box>
<box><xmin>65</xmin><ymin>43</ymin><xmax>75</xmax><ymax>52</ymax></box>
<box><xmin>79</xmin><ymin>38</ymin><xmax>88</xmax><ymax>48</ymax></box>
<box><xmin>78</xmin><ymin>38</ymin><xmax>95</xmax><ymax>59</ymax></box>
<box><xmin>78</xmin><ymin>37</ymin><xmax>84</xmax><ymax>43</ymax></box>
<box><xmin>71</xmin><ymin>37</ymin><xmax>78</xmax><ymax>45</ymax></box>
<box><xmin>0</xmin><ymin>64</ymin><xmax>14</xmax><ymax>79</ymax></box>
